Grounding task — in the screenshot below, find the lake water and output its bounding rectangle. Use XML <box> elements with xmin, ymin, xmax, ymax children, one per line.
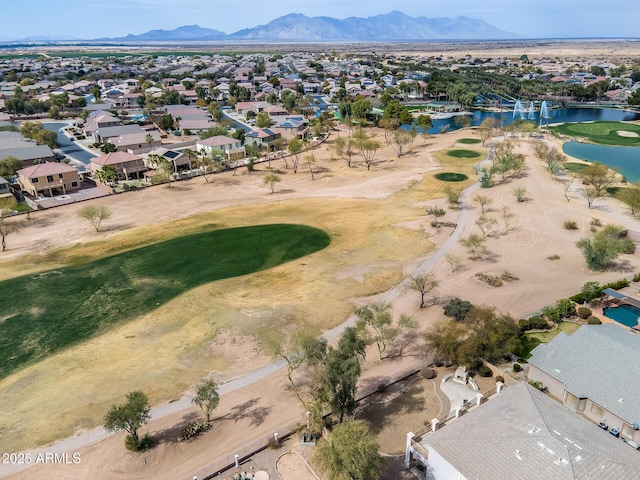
<box><xmin>426</xmin><ymin>107</ymin><xmax>640</xmax><ymax>134</ymax></box>
<box><xmin>563</xmin><ymin>142</ymin><xmax>640</xmax><ymax>182</ymax></box>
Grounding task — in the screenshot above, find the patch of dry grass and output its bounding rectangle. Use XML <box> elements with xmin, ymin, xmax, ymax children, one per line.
<box><xmin>0</xmin><ymin>171</ymin><xmax>454</xmax><ymax>451</ymax></box>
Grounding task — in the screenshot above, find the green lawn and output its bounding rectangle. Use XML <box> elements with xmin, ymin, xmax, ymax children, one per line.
<box><xmin>0</xmin><ymin>224</ymin><xmax>330</xmax><ymax>379</ymax></box>
<box><xmin>434</xmin><ymin>172</ymin><xmax>469</xmax><ymax>182</ymax></box>
<box><xmin>514</xmin><ymin>321</ymin><xmax>581</xmax><ymax>359</ymax></box>
<box><xmin>552</xmin><ymin>121</ymin><xmax>640</xmax><ymax>146</ymax></box>
<box><xmin>458</xmin><ymin>138</ymin><xmax>482</xmax><ymax>144</ymax></box>
<box><xmin>447</xmin><ymin>149</ymin><xmax>482</xmax><ymax>158</ymax></box>
<box><xmin>563</xmin><ymin>162</ymin><xmax>588</xmax><ymax>173</ymax></box>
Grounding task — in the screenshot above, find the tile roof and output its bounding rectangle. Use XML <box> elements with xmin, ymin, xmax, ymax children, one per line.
<box><xmin>17</xmin><ymin>162</ymin><xmax>77</xmax><ymax>178</ymax></box>
<box><xmin>420</xmin><ymin>382</ymin><xmax>640</xmax><ymax>480</ymax></box>
<box><xmin>528</xmin><ymin>324</ymin><xmax>640</xmax><ymax>425</ymax></box>
<box><xmin>91</xmin><ymin>152</ymin><xmax>141</xmax><ymax>166</ymax></box>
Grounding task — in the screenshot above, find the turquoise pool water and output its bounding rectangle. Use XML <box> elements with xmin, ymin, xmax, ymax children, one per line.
<box><xmin>603</xmin><ymin>304</ymin><xmax>640</xmax><ymax>328</ymax></box>
<box><xmin>563</xmin><ymin>142</ymin><xmax>640</xmax><ymax>182</ymax></box>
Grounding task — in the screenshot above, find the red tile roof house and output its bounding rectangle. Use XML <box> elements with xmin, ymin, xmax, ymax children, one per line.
<box><xmin>17</xmin><ymin>162</ymin><xmax>81</xmax><ymax>197</ymax></box>
<box><xmin>109</xmin><ymin>131</ymin><xmax>161</xmax><ymax>154</ymax></box>
<box><xmin>89</xmin><ymin>152</ymin><xmax>147</xmax><ymax>181</ymax></box>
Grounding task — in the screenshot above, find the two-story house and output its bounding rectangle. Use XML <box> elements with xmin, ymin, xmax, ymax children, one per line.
<box><xmin>90</xmin><ymin>151</ymin><xmax>147</xmax><ymax>181</ymax></box>
<box><xmin>17</xmin><ymin>162</ymin><xmax>80</xmax><ymax>197</ymax></box>
<box><xmin>195</xmin><ymin>135</ymin><xmax>245</xmax><ymax>162</ymax></box>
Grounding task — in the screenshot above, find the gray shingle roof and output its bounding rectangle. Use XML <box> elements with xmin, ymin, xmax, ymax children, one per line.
<box><xmin>419</xmin><ymin>383</ymin><xmax>640</xmax><ymax>480</ymax></box>
<box><xmin>528</xmin><ymin>324</ymin><xmax>640</xmax><ymax>424</ymax></box>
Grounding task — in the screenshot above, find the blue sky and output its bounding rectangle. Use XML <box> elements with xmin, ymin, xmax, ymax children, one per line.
<box><xmin>1</xmin><ymin>0</ymin><xmax>638</xmax><ymax>40</ymax></box>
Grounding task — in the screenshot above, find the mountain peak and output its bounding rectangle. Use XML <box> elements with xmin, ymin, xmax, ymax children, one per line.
<box><xmin>106</xmin><ymin>11</ymin><xmax>521</xmax><ymax>43</ymax></box>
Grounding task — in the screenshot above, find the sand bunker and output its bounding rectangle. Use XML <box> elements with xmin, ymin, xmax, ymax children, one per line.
<box><xmin>617</xmin><ymin>130</ymin><xmax>639</xmax><ymax>138</ymax></box>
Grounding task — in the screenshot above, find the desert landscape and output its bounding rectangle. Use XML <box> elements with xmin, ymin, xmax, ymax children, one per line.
<box><xmin>3</xmin><ymin>115</ymin><xmax>640</xmax><ymax>479</ymax></box>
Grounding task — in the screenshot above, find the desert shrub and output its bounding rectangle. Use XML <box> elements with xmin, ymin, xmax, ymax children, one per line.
<box><xmin>479</xmin><ymin>365</ymin><xmax>493</xmax><ymax>377</ymax></box>
<box><xmin>518</xmin><ymin>319</ymin><xmax>530</xmax><ymax>331</ymax></box>
<box><xmin>420</xmin><ymin>367</ymin><xmax>437</xmax><ymax>379</ymax></box>
<box><xmin>555</xmin><ymin>298</ymin><xmax>576</xmax><ymax>318</ymax></box>
<box><xmin>529</xmin><ymin>380</ymin><xmax>544</xmax><ymax>390</ymax></box>
<box><xmin>543</xmin><ymin>306</ymin><xmax>561</xmax><ymax>323</ymax></box>
<box><xmin>547</xmin><ymin>254</ymin><xmax>560</xmax><ymax>260</ymax></box>
<box><xmin>576</xmin><ymin>307</ymin><xmax>592</xmax><ymax>319</ymax></box>
<box><xmin>590</xmin><ymin>218</ymin><xmax>602</xmax><ymax>227</ymax></box>
<box><xmin>377</xmin><ymin>383</ymin><xmax>387</xmax><ymax>393</ymax></box>
<box><xmin>564</xmin><ymin>220</ymin><xmax>578</xmax><ymax>230</ymax></box>
<box><xmin>475</xmin><ymin>272</ymin><xmax>503</xmax><ymax>287</ymax></box>
<box><xmin>180</xmin><ymin>421</ymin><xmax>210</xmax><ymax>441</ymax></box>
<box><xmin>443</xmin><ymin>297</ymin><xmax>473</xmax><ymax>321</ymax></box>
<box><xmin>587</xmin><ymin>316</ymin><xmax>602</xmax><ymax>325</ymax></box>
<box><xmin>513</xmin><ymin>363</ymin><xmax>522</xmax><ymax>372</ymax></box>
<box><xmin>125</xmin><ymin>434</ymin><xmax>154</xmax><ymax>452</ymax></box>
<box><xmin>430</xmin><ymin>220</ymin><xmax>440</xmax><ymax>228</ymax></box>
<box><xmin>633</xmin><ymin>273</ymin><xmax>640</xmax><ymax>283</ymax></box>
<box><xmin>500</xmin><ymin>272</ymin><xmax>519</xmax><ymax>282</ymax></box>
<box><xmin>495</xmin><ymin>375</ymin><xmax>505</xmax><ymax>384</ymax></box>
<box><xmin>528</xmin><ymin>317</ymin><xmax>548</xmax><ymax>330</ymax></box>
<box><xmin>603</xmin><ymin>279</ymin><xmax>630</xmax><ymax>290</ymax></box>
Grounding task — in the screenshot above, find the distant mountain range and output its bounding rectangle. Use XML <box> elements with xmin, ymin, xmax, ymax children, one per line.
<box><xmin>9</xmin><ymin>11</ymin><xmax>520</xmax><ymax>43</ymax></box>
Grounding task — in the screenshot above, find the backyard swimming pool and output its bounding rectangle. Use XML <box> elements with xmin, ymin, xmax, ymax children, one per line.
<box><xmin>603</xmin><ymin>304</ymin><xmax>640</xmax><ymax>328</ymax></box>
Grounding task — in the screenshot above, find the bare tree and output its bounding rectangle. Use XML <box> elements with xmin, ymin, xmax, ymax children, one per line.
<box><xmin>476</xmin><ymin>214</ymin><xmax>497</xmax><ymax>238</ymax></box>
<box><xmin>407</xmin><ymin>272</ymin><xmax>440</xmax><ymax>308</ymax></box>
<box><xmin>263</xmin><ymin>173</ymin><xmax>281</xmax><ymax>193</ymax></box>
<box><xmin>0</xmin><ymin>197</ymin><xmax>20</xmax><ymax>252</ymax></box>
<box><xmin>501</xmin><ymin>206</ymin><xmax>514</xmax><ymax>233</ymax></box>
<box><xmin>474</xmin><ymin>195</ymin><xmax>492</xmax><ymax>213</ymax></box>
<box><xmin>78</xmin><ymin>205</ymin><xmax>112</xmax><ymax>232</ymax></box>
<box><xmin>446</xmin><ymin>254</ymin><xmax>459</xmax><ymax>273</ymax></box>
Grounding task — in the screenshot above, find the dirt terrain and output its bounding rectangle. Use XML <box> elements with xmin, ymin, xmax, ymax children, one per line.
<box><xmin>3</xmin><ymin>124</ymin><xmax>640</xmax><ymax>480</ymax></box>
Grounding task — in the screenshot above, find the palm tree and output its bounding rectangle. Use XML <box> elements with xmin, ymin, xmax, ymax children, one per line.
<box><xmin>147</xmin><ymin>153</ymin><xmax>173</xmax><ymax>187</ymax></box>
<box><xmin>145</xmin><ymin>133</ymin><xmax>154</xmax><ymax>152</ymax></box>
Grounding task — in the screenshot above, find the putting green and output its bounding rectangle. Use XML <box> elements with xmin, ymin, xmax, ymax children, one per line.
<box><xmin>434</xmin><ymin>172</ymin><xmax>469</xmax><ymax>182</ymax></box>
<box><xmin>0</xmin><ymin>224</ymin><xmax>330</xmax><ymax>379</ymax></box>
<box><xmin>552</xmin><ymin>121</ymin><xmax>640</xmax><ymax>146</ymax></box>
<box><xmin>458</xmin><ymin>138</ymin><xmax>482</xmax><ymax>144</ymax></box>
<box><xmin>447</xmin><ymin>149</ymin><xmax>482</xmax><ymax>159</ymax></box>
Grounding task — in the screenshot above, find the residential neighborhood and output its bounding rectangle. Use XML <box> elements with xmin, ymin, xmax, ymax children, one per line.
<box><xmin>1</xmin><ymin>38</ymin><xmax>640</xmax><ymax>480</ymax></box>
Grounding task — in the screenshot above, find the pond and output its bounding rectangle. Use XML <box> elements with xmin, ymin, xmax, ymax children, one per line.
<box><xmin>423</xmin><ymin>107</ymin><xmax>640</xmax><ymax>135</ymax></box>
<box><xmin>563</xmin><ymin>142</ymin><xmax>640</xmax><ymax>182</ymax></box>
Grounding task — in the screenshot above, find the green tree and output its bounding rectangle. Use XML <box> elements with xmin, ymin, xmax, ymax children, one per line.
<box><xmin>192</xmin><ymin>379</ymin><xmax>219</xmax><ymax>424</ymax></box>
<box><xmin>463</xmin><ymin>306</ymin><xmax>520</xmax><ymax>363</ymax></box>
<box><xmin>103</xmin><ymin>390</ymin><xmax>151</xmax><ymax>450</ymax></box>
<box><xmin>147</xmin><ymin>153</ymin><xmax>174</xmax><ymax>187</ymax></box>
<box><xmin>576</xmin><ymin>224</ymin><xmax>635</xmax><ymax>271</ymax></box>
<box><xmin>255</xmin><ymin>111</ymin><xmax>271</xmax><ymax>128</ymax></box>
<box><xmin>355</xmin><ymin>301</ymin><xmax>416</xmax><ymax>360</ymax></box>
<box><xmin>474</xmin><ymin>195</ymin><xmax>492</xmax><ymax>213</ymax></box>
<box><xmin>321</xmin><ymin>327</ymin><xmax>366</xmax><ymax>422</ymax></box>
<box><xmin>443</xmin><ymin>297</ymin><xmax>473</xmax><ymax>321</ymax></box>
<box><xmin>78</xmin><ymin>205</ymin><xmax>112</xmax><ymax>232</ymax></box>
<box><xmin>0</xmin><ymin>156</ymin><xmax>23</xmax><ymax>178</ymax></box>
<box><xmin>407</xmin><ymin>272</ymin><xmax>440</xmax><ymax>308</ymax></box>
<box><xmin>100</xmin><ymin>142</ymin><xmax>117</xmax><ymax>154</ymax></box>
<box><xmin>94</xmin><ymin>165</ymin><xmax>118</xmax><ymax>186</ymax></box>
<box><xmin>263</xmin><ymin>172</ymin><xmax>281</xmax><ymax>193</ymax></box>
<box><xmin>461</xmin><ymin>233</ymin><xmax>485</xmax><ymax>260</ymax></box>
<box><xmin>351</xmin><ymin>98</ymin><xmax>372</xmax><ymax>121</ymax></box>
<box><xmin>331</xmin><ymin>136</ymin><xmax>354</xmax><ymax>168</ymax></box>
<box><xmin>581</xmin><ymin>162</ymin><xmax>618</xmax><ymax>204</ymax></box>
<box><xmin>381</xmin><ymin>99</ymin><xmax>413</xmax><ymax>127</ymax></box>
<box><xmin>425</xmin><ymin>320</ymin><xmax>467</xmax><ymax>365</ymax></box>
<box><xmin>158</xmin><ymin>114</ymin><xmax>174</xmax><ymax>131</ymax></box>
<box><xmin>314</xmin><ymin>420</ymin><xmax>383</xmax><ymax>480</ymax></box>
<box><xmin>620</xmin><ymin>186</ymin><xmax>640</xmax><ymax>214</ymax></box>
